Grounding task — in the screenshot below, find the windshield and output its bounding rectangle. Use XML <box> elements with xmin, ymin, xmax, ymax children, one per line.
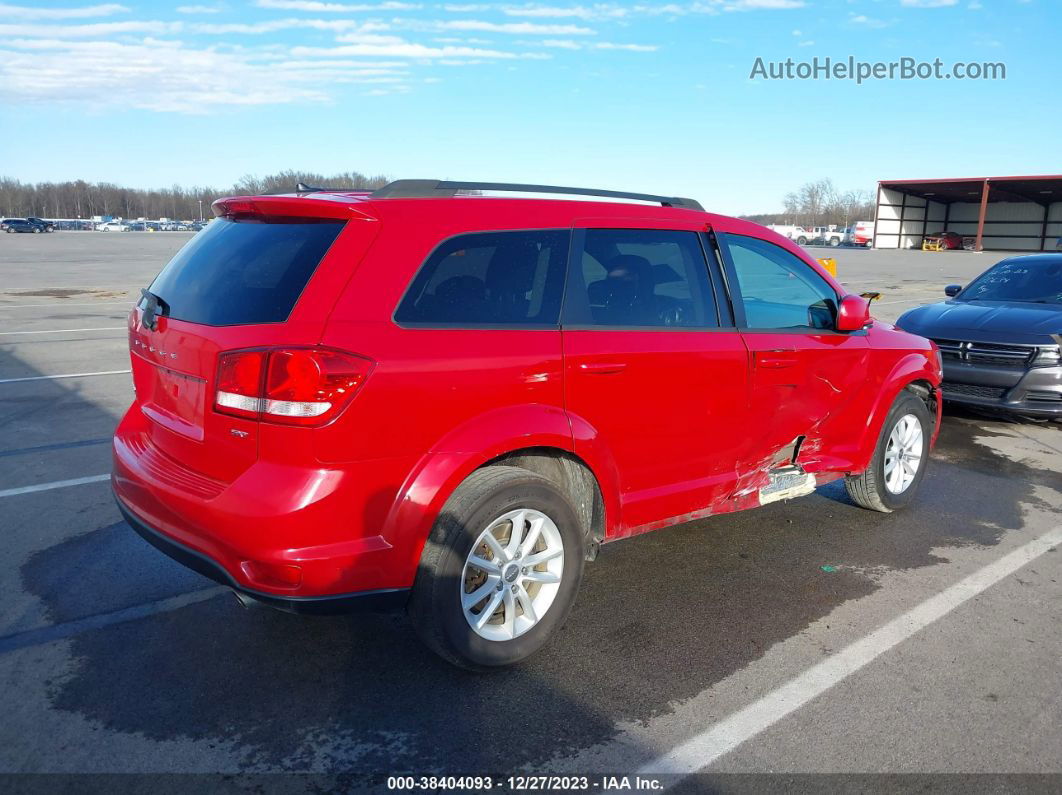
<box><xmin>959</xmin><ymin>258</ymin><xmax>1062</xmax><ymax>304</ymax></box>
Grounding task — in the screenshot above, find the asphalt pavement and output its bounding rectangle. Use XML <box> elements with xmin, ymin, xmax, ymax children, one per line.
<box><xmin>0</xmin><ymin>233</ymin><xmax>1058</xmax><ymax>788</ymax></box>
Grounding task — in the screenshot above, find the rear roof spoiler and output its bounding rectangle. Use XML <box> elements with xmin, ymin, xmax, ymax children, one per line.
<box><xmin>367</xmin><ymin>179</ymin><xmax>704</xmax><ymax>211</ymax></box>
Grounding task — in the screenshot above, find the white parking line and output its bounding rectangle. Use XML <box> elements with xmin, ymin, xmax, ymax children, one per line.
<box><xmin>639</xmin><ymin>523</ymin><xmax>1062</xmax><ymax>779</ymax></box>
<box><xmin>0</xmin><ymin>474</ymin><xmax>110</xmax><ymax>499</ymax></box>
<box><xmin>0</xmin><ymin>302</ymin><xmax>133</xmax><ymax>309</ymax></box>
<box><xmin>0</xmin><ymin>327</ymin><xmax>125</xmax><ymax>335</ymax></box>
<box><xmin>0</xmin><ymin>369</ymin><xmax>131</xmax><ymax>384</ymax></box>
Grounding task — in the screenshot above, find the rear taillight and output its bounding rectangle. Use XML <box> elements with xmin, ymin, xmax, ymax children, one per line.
<box><xmin>214</xmin><ymin>347</ymin><xmax>373</xmax><ymax>426</ymax></box>
<box><xmin>216</xmin><ymin>349</ymin><xmax>267</xmax><ymax>418</ymax></box>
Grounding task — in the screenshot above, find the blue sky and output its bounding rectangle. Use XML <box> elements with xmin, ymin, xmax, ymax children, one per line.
<box><xmin>0</xmin><ymin>0</ymin><xmax>1057</xmax><ymax>213</ymax></box>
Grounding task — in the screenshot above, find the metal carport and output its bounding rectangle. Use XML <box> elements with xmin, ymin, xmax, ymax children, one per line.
<box><xmin>873</xmin><ymin>175</ymin><xmax>1062</xmax><ymax>252</ymax></box>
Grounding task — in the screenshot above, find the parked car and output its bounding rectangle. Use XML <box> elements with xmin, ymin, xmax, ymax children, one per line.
<box><xmin>897</xmin><ymin>253</ymin><xmax>1062</xmax><ymax>420</ymax></box>
<box><xmin>765</xmin><ymin>225</ymin><xmax>842</xmax><ymax>247</ymax></box>
<box><xmin>25</xmin><ymin>216</ymin><xmax>55</xmax><ymax>232</ymax></box>
<box><xmin>924</xmin><ymin>231</ymin><xmax>964</xmax><ymax>250</ymax></box>
<box><xmin>849</xmin><ymin>221</ymin><xmax>874</xmax><ymax>247</ymax></box>
<box><xmin>2</xmin><ymin>218</ymin><xmax>42</xmax><ymax>233</ymax></box>
<box><xmin>808</xmin><ymin>226</ymin><xmax>844</xmax><ymax>247</ymax></box>
<box><xmin>766</xmin><ymin>223</ymin><xmax>804</xmax><ymax>241</ymax></box>
<box><xmin>97</xmin><ymin>221</ymin><xmax>130</xmax><ymax>232</ymax></box>
<box><xmin>113</xmin><ymin>180</ymin><xmax>943</xmax><ymax>670</ymax></box>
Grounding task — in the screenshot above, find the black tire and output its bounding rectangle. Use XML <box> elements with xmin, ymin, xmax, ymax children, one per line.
<box><xmin>408</xmin><ymin>465</ymin><xmax>585</xmax><ymax>671</ymax></box>
<box><xmin>796</xmin><ymin>236</ymin><xmax>808</xmax><ymax>245</ymax></box>
<box><xmin>5</xmin><ymin>228</ymin><xmax>12</xmax><ymax>233</ymax></box>
<box><xmin>829</xmin><ymin>237</ymin><xmax>840</xmax><ymax>247</ymax></box>
<box><xmin>32</xmin><ymin>227</ymin><xmax>40</xmax><ymax>233</ymax></box>
<box><xmin>845</xmin><ymin>391</ymin><xmax>932</xmax><ymax>512</ymax></box>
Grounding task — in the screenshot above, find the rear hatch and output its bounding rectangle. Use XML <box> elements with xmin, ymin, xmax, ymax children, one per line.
<box><xmin>127</xmin><ymin>197</ymin><xmax>375</xmax><ymax>483</ymax></box>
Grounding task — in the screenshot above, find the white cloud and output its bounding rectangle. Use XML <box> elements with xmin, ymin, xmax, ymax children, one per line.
<box><xmin>254</xmin><ymin>0</ymin><xmax>419</xmax><ymax>10</ymax></box>
<box><xmin>502</xmin><ymin>4</ymin><xmax>629</xmax><ymax>19</ymax></box>
<box><xmin>503</xmin><ymin>1</ymin><xmax>802</xmax><ymax>18</ymax></box>
<box><xmin>900</xmin><ymin>0</ymin><xmax>958</xmax><ymax>6</ymax></box>
<box><xmin>292</xmin><ymin>41</ymin><xmax>523</xmax><ymax>57</ymax></box>
<box><xmin>537</xmin><ymin>38</ymin><xmax>655</xmax><ymax>51</ymax></box>
<box><xmin>540</xmin><ymin>38</ymin><xmax>581</xmax><ymax>48</ymax></box>
<box><xmin>433</xmin><ymin>19</ymin><xmax>595</xmax><ymax>34</ymax></box>
<box><xmin>0</xmin><ymin>37</ymin><xmax>354</xmax><ymax>112</ymax></box>
<box><xmin>797</xmin><ymin>39</ymin><xmax>814</xmax><ymax>46</ymax></box>
<box><xmin>723</xmin><ymin>0</ymin><xmax>805</xmax><ymax>9</ymax></box>
<box><xmin>849</xmin><ymin>13</ymin><xmax>890</xmax><ymax>28</ymax></box>
<box><xmin>0</xmin><ymin>3</ymin><xmax>128</xmax><ymax>19</ymax></box>
<box><xmin>192</xmin><ymin>17</ymin><xmax>388</xmax><ymax>34</ymax></box>
<box><xmin>0</xmin><ymin>21</ymin><xmax>181</xmax><ymax>37</ymax></box>
<box><xmin>176</xmin><ymin>4</ymin><xmax>222</xmax><ymax>12</ymax></box>
<box><xmin>593</xmin><ymin>41</ymin><xmax>656</xmax><ymax>50</ymax></box>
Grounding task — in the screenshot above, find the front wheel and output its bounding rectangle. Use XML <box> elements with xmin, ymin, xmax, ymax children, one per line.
<box><xmin>409</xmin><ymin>465</ymin><xmax>585</xmax><ymax>670</ymax></box>
<box><xmin>796</xmin><ymin>236</ymin><xmax>808</xmax><ymax>245</ymax></box>
<box><xmin>829</xmin><ymin>237</ymin><xmax>841</xmax><ymax>247</ymax></box>
<box><xmin>845</xmin><ymin>391</ymin><xmax>932</xmax><ymax>512</ymax></box>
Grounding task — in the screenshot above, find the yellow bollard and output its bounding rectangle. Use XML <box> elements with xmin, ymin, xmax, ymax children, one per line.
<box><xmin>817</xmin><ymin>257</ymin><xmax>837</xmax><ymax>277</ymax></box>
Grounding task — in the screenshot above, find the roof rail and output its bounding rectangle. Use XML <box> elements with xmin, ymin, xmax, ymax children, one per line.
<box><xmin>369</xmin><ymin>180</ymin><xmax>704</xmax><ymax>211</ymax></box>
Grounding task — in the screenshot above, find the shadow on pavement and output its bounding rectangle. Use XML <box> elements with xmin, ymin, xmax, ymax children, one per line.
<box><xmin>14</xmin><ymin>394</ymin><xmax>1058</xmax><ymax>772</ymax></box>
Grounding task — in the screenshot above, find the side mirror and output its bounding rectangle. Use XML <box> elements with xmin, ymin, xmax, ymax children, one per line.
<box><xmin>944</xmin><ymin>284</ymin><xmax>962</xmax><ymax>297</ymax></box>
<box><xmin>836</xmin><ymin>294</ymin><xmax>871</xmax><ymax>332</ymax></box>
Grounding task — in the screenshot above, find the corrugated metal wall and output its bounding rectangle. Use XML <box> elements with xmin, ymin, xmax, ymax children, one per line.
<box><xmin>873</xmin><ymin>184</ymin><xmax>1062</xmax><ymax>251</ymax></box>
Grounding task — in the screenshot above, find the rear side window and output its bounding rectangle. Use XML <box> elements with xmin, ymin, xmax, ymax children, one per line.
<box><xmin>565</xmin><ymin>228</ymin><xmax>717</xmax><ymax>328</ymax></box>
<box><xmin>394</xmin><ymin>229</ymin><xmax>569</xmax><ymax>327</ymax></box>
<box><xmin>147</xmin><ymin>218</ymin><xmax>344</xmax><ymax>326</ymax></box>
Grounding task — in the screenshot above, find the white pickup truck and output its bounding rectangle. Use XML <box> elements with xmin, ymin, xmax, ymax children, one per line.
<box><xmin>767</xmin><ymin>224</ymin><xmax>845</xmax><ymax>247</ymax></box>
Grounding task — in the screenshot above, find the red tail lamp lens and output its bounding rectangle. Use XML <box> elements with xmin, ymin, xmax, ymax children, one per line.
<box><xmin>215</xmin><ymin>350</ymin><xmax>266</xmax><ymax>418</ymax></box>
<box><xmin>214</xmin><ymin>347</ymin><xmax>373</xmax><ymax>425</ymax></box>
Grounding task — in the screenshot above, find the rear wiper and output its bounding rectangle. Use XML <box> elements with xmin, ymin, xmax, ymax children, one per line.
<box><xmin>139</xmin><ymin>289</ymin><xmax>169</xmax><ymax>331</ymax></box>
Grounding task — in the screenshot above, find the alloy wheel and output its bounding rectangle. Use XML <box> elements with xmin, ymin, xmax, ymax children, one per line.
<box><xmin>461</xmin><ymin>508</ymin><xmax>564</xmax><ymax>641</ymax></box>
<box><xmin>884</xmin><ymin>413</ymin><xmax>924</xmax><ymax>494</ymax></box>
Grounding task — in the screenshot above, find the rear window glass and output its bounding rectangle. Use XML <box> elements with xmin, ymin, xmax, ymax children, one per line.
<box><xmin>146</xmin><ymin>217</ymin><xmax>344</xmax><ymax>326</ymax></box>
<box><xmin>394</xmin><ymin>229</ymin><xmax>569</xmax><ymax>327</ymax></box>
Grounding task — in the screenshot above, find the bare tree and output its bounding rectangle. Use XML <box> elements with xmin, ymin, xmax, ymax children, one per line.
<box><xmin>0</xmin><ymin>170</ymin><xmax>390</xmax><ymax>220</ymax></box>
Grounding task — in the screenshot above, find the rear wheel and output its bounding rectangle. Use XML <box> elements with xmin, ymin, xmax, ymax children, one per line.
<box><xmin>409</xmin><ymin>465</ymin><xmax>585</xmax><ymax>670</ymax></box>
<box><xmin>829</xmin><ymin>236</ymin><xmax>841</xmax><ymax>247</ymax></box>
<box><xmin>845</xmin><ymin>391</ymin><xmax>932</xmax><ymax>512</ymax></box>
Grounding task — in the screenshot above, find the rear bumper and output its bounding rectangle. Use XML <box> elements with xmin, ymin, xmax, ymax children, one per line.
<box><xmin>112</xmin><ymin>406</ymin><xmax>423</xmax><ymax>602</ymax></box>
<box><xmin>116</xmin><ymin>494</ymin><xmax>409</xmax><ymax>613</ymax></box>
<box><xmin>941</xmin><ymin>361</ymin><xmax>1062</xmax><ymax>418</ymax></box>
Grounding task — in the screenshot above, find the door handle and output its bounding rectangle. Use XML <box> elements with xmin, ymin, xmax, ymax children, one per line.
<box><xmin>755</xmin><ymin>350</ymin><xmax>799</xmax><ymax>369</ymax></box>
<box><xmin>579</xmin><ymin>362</ymin><xmax>627</xmax><ymax>375</ymax></box>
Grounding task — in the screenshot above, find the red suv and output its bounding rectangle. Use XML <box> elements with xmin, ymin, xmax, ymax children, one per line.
<box><xmin>113</xmin><ymin>180</ymin><xmax>942</xmax><ymax>669</ymax></box>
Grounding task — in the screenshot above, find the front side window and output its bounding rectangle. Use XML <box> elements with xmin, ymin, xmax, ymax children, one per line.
<box><xmin>567</xmin><ymin>229</ymin><xmax>717</xmax><ymax>328</ymax></box>
<box><xmin>723</xmin><ymin>234</ymin><xmax>838</xmax><ymax>330</ymax></box>
<box><xmin>394</xmin><ymin>229</ymin><xmax>569</xmax><ymax>326</ymax></box>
